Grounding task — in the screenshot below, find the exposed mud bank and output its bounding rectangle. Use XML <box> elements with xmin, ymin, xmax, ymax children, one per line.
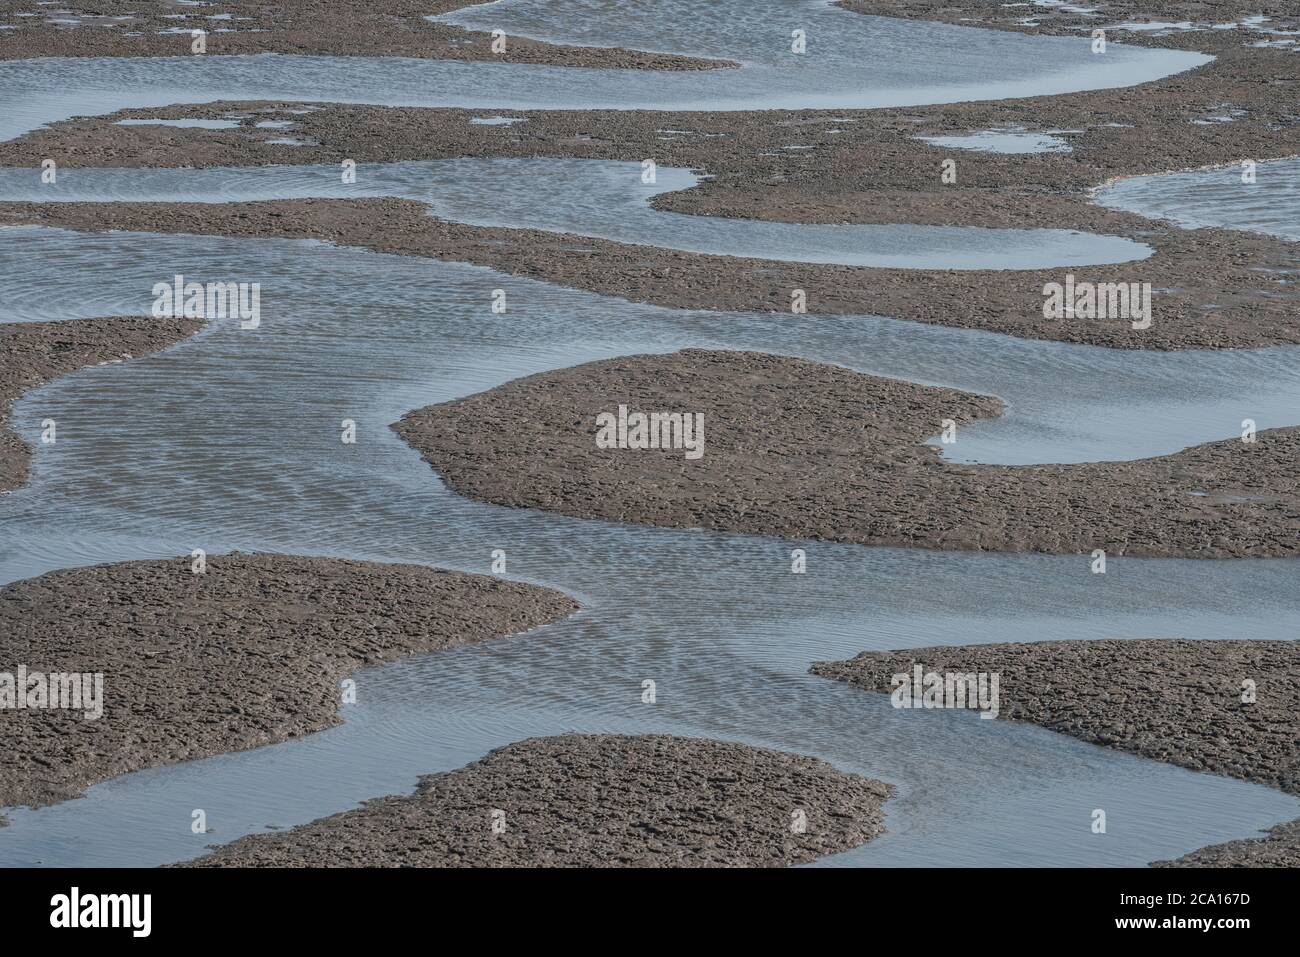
<box><xmin>391</xmin><ymin>349</ymin><xmax>1300</xmax><ymax>558</ymax></box>
<box><xmin>0</xmin><ymin>553</ymin><xmax>578</xmax><ymax>813</ymax></box>
<box><xmin>810</xmin><ymin>637</ymin><xmax>1300</xmax><ymax>867</ymax></box>
<box><xmin>3</xmin><ymin>1</ymin><xmax>1298</xmax><ymax>349</ymax></box>
<box><xmin>3</xmin><ymin>192</ymin><xmax>1291</xmax><ymax>350</ymax></box>
<box><xmin>1153</xmin><ymin>818</ymin><xmax>1300</xmax><ymax>867</ymax></box>
<box><xmin>0</xmin><ymin>314</ymin><xmax>203</xmax><ymax>493</ymax></box>
<box><xmin>0</xmin><ymin>0</ymin><xmax>728</xmax><ymax>69</ymax></box>
<box><xmin>177</xmin><ymin>734</ymin><xmax>893</xmax><ymax>867</ymax></box>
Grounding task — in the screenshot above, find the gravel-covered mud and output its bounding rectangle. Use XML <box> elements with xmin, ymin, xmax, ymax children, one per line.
<box><xmin>0</xmin><ymin>553</ymin><xmax>578</xmax><ymax>813</ymax></box>
<box><xmin>5</xmin><ymin>187</ymin><xmax>1292</xmax><ymax>351</ymax></box>
<box><xmin>3</xmin><ymin>1</ymin><xmax>1298</xmax><ymax>349</ymax></box>
<box><xmin>178</xmin><ymin>734</ymin><xmax>894</xmax><ymax>868</ymax></box>
<box><xmin>0</xmin><ymin>0</ymin><xmax>728</xmax><ymax>68</ymax></box>
<box><xmin>1152</xmin><ymin>818</ymin><xmax>1300</xmax><ymax>867</ymax></box>
<box><xmin>391</xmin><ymin>349</ymin><xmax>1300</xmax><ymax>558</ymax></box>
<box><xmin>810</xmin><ymin>638</ymin><xmax>1300</xmax><ymax>867</ymax></box>
<box><xmin>4</xmin><ymin>0</ymin><xmax>1297</xmax><ymax>869</ymax></box>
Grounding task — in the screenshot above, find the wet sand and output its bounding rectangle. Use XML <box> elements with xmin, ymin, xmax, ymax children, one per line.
<box><xmin>391</xmin><ymin>349</ymin><xmax>1300</xmax><ymax>558</ymax></box>
<box><xmin>0</xmin><ymin>553</ymin><xmax>578</xmax><ymax>814</ymax></box>
<box><xmin>0</xmin><ymin>315</ymin><xmax>204</xmax><ymax>493</ymax></box>
<box><xmin>843</xmin><ymin>0</ymin><xmax>1297</xmax><ymax>48</ymax></box>
<box><xmin>177</xmin><ymin>734</ymin><xmax>893</xmax><ymax>867</ymax></box>
<box><xmin>809</xmin><ymin>637</ymin><xmax>1300</xmax><ymax>866</ymax></box>
<box><xmin>0</xmin><ymin>0</ymin><xmax>727</xmax><ymax>69</ymax></box>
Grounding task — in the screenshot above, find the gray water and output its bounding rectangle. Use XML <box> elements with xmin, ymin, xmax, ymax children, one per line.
<box><xmin>2</xmin><ymin>159</ymin><xmax>1153</xmax><ymax>269</ymax></box>
<box><xmin>1</xmin><ymin>229</ymin><xmax>1298</xmax><ymax>868</ymax></box>
<box><xmin>1</xmin><ymin>0</ymin><xmax>1294</xmax><ymax>869</ymax></box>
<box><xmin>114</xmin><ymin>118</ymin><xmax>243</xmax><ymax>130</ymax></box>
<box><xmin>918</xmin><ymin>128</ymin><xmax>1075</xmax><ymax>154</ymax></box>
<box><xmin>1095</xmin><ymin>157</ymin><xmax>1300</xmax><ymax>241</ymax></box>
<box><xmin>1</xmin><ymin>225</ymin><xmax>1297</xmax><ymax>467</ymax></box>
<box><xmin>0</xmin><ymin>0</ymin><xmax>1211</xmax><ymax>141</ymax></box>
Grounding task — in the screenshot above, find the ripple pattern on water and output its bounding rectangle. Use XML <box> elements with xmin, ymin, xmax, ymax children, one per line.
<box><xmin>2</xmin><ymin>227</ymin><xmax>1294</xmax><ymax>466</ymax></box>
<box><xmin>0</xmin><ymin>0</ymin><xmax>1210</xmax><ymax>142</ymax></box>
<box><xmin>1095</xmin><ymin>157</ymin><xmax>1300</xmax><ymax>242</ymax></box>
<box><xmin>0</xmin><ymin>0</ymin><xmax>1278</xmax><ymax>871</ymax></box>
<box><xmin>1</xmin><ymin>227</ymin><xmax>1298</xmax><ymax>867</ymax></box>
<box><xmin>0</xmin><ymin>159</ymin><xmax>1154</xmax><ymax>270</ymax></box>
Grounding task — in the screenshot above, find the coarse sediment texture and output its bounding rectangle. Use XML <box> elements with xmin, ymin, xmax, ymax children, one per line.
<box><xmin>3</xmin><ymin>0</ymin><xmax>1295</xmax><ymax>869</ymax></box>
<box><xmin>1152</xmin><ymin>818</ymin><xmax>1300</xmax><ymax>867</ymax></box>
<box><xmin>178</xmin><ymin>734</ymin><xmax>893</xmax><ymax>867</ymax></box>
<box><xmin>0</xmin><ymin>0</ymin><xmax>729</xmax><ymax>68</ymax></box>
<box><xmin>391</xmin><ymin>349</ymin><xmax>1300</xmax><ymax>558</ymax></box>
<box><xmin>0</xmin><ymin>553</ymin><xmax>579</xmax><ymax>812</ymax></box>
<box><xmin>811</xmin><ymin>639</ymin><xmax>1299</xmax><ymax>795</ymax></box>
<box><xmin>841</xmin><ymin>0</ymin><xmax>1297</xmax><ymax>46</ymax></box>
<box><xmin>809</xmin><ymin>638</ymin><xmax>1300</xmax><ymax>866</ymax></box>
<box><xmin>0</xmin><ymin>314</ymin><xmax>204</xmax><ymax>493</ymax></box>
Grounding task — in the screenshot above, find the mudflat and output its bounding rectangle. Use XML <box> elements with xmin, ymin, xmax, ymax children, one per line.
<box><xmin>0</xmin><ymin>0</ymin><xmax>728</xmax><ymax>69</ymax></box>
<box><xmin>3</xmin><ymin>3</ymin><xmax>1299</xmax><ymax>350</ymax></box>
<box><xmin>0</xmin><ymin>553</ymin><xmax>578</xmax><ymax>813</ymax></box>
<box><xmin>1153</xmin><ymin>819</ymin><xmax>1300</xmax><ymax>867</ymax></box>
<box><xmin>391</xmin><ymin>349</ymin><xmax>1300</xmax><ymax>558</ymax></box>
<box><xmin>178</xmin><ymin>734</ymin><xmax>894</xmax><ymax>868</ymax></box>
<box><xmin>810</xmin><ymin>638</ymin><xmax>1300</xmax><ymax>866</ymax></box>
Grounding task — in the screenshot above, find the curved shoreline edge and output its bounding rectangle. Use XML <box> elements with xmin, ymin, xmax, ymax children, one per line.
<box><xmin>0</xmin><ymin>315</ymin><xmax>205</xmax><ymax>494</ymax></box>
<box><xmin>0</xmin><ymin>2</ymin><xmax>1294</xmax><ymax>349</ymax></box>
<box><xmin>174</xmin><ymin>734</ymin><xmax>894</xmax><ymax>868</ymax></box>
<box><xmin>0</xmin><ymin>553</ymin><xmax>579</xmax><ymax>816</ymax></box>
<box><xmin>1</xmin><ymin>0</ymin><xmax>1294</xmax><ymax>872</ymax></box>
<box><xmin>0</xmin><ymin>0</ymin><xmax>732</xmax><ymax>70</ymax></box>
<box><xmin>3</xmin><ymin>157</ymin><xmax>1295</xmax><ymax>352</ymax></box>
<box><xmin>390</xmin><ymin>349</ymin><xmax>1300</xmax><ymax>559</ymax></box>
<box><xmin>808</xmin><ymin>638</ymin><xmax>1300</xmax><ymax>867</ymax></box>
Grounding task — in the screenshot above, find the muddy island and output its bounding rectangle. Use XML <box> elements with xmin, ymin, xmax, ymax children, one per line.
<box><xmin>0</xmin><ymin>553</ymin><xmax>577</xmax><ymax>813</ymax></box>
<box><xmin>391</xmin><ymin>349</ymin><xmax>1300</xmax><ymax>559</ymax></box>
<box><xmin>810</xmin><ymin>637</ymin><xmax>1300</xmax><ymax>866</ymax></box>
<box><xmin>179</xmin><ymin>734</ymin><xmax>893</xmax><ymax>868</ymax></box>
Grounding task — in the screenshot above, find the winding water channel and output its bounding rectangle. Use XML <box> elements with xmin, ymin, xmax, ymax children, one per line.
<box><xmin>0</xmin><ymin>0</ymin><xmax>1294</xmax><ymax>868</ymax></box>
